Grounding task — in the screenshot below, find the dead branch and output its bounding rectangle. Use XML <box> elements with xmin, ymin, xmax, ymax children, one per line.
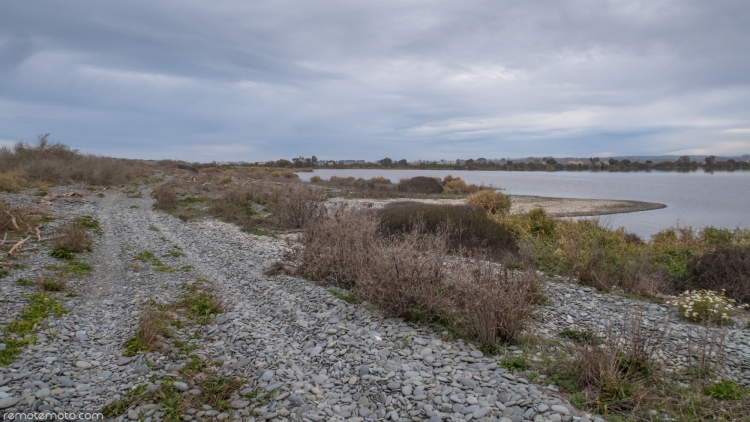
<box><xmin>7</xmin><ymin>236</ymin><xmax>31</xmax><ymax>256</ymax></box>
<box><xmin>39</xmin><ymin>234</ymin><xmax>67</xmax><ymax>242</ymax></box>
<box><xmin>34</xmin><ymin>226</ymin><xmax>41</xmax><ymax>241</ymax></box>
<box><xmin>0</xmin><ymin>232</ymin><xmax>6</xmax><ymax>247</ymax></box>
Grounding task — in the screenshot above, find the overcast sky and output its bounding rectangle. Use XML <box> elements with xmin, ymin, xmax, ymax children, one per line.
<box><xmin>1</xmin><ymin>0</ymin><xmax>749</xmax><ymax>161</ymax></box>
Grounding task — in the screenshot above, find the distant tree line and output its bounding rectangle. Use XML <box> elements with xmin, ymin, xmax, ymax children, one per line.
<box><xmin>158</xmin><ymin>154</ymin><xmax>750</xmax><ymax>172</ymax></box>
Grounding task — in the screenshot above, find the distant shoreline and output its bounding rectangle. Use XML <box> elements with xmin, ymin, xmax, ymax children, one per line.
<box><xmin>510</xmin><ymin>195</ymin><xmax>666</xmax><ymax>218</ymax></box>
<box><xmin>328</xmin><ymin>195</ymin><xmax>667</xmax><ymax>218</ymax></box>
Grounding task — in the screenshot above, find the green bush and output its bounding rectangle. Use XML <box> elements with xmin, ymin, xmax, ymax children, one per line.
<box><xmin>379</xmin><ymin>202</ymin><xmax>517</xmax><ymax>258</ymax></box>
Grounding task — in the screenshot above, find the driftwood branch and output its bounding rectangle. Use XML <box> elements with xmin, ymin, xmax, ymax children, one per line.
<box><xmin>39</xmin><ymin>234</ymin><xmax>66</xmax><ymax>242</ymax></box>
<box><xmin>0</xmin><ymin>232</ymin><xmax>6</xmax><ymax>248</ymax></box>
<box><xmin>7</xmin><ymin>236</ymin><xmax>32</xmax><ymax>256</ymax></box>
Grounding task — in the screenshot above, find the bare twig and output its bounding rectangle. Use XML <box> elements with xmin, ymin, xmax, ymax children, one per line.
<box><xmin>0</xmin><ymin>231</ymin><xmax>7</xmax><ymax>247</ymax></box>
<box><xmin>7</xmin><ymin>236</ymin><xmax>32</xmax><ymax>256</ymax></box>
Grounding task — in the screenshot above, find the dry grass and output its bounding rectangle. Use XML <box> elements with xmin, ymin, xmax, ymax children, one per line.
<box><xmin>124</xmin><ymin>305</ymin><xmax>167</xmax><ymax>356</ymax></box>
<box><xmin>0</xmin><ymin>135</ymin><xmax>144</xmax><ymax>186</ymax></box>
<box><xmin>153</xmin><ymin>185</ymin><xmax>178</xmax><ymax>210</ymax></box>
<box><xmin>571</xmin><ymin>312</ymin><xmax>666</xmax><ymax>414</ymax></box>
<box><xmin>52</xmin><ymin>223</ymin><xmax>93</xmax><ymax>254</ymax></box>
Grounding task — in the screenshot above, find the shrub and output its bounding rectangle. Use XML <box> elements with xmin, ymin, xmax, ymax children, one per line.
<box><xmin>379</xmin><ymin>202</ymin><xmax>517</xmax><ymax>259</ymax></box>
<box><xmin>298</xmin><ymin>205</ymin><xmax>380</xmax><ymax>286</ymax></box>
<box><xmin>466</xmin><ymin>190</ymin><xmax>512</xmax><ymax>215</ymax></box>
<box><xmin>443</xmin><ymin>178</ymin><xmax>480</xmax><ymax>194</ymax></box>
<box><xmin>269</xmin><ymin>183</ymin><xmax>324</xmax><ymax>229</ymax></box>
<box><xmin>667</xmin><ymin>290</ymin><xmax>743</xmax><ymax>324</ymax></box>
<box><xmin>52</xmin><ymin>223</ymin><xmax>92</xmax><ymax>254</ymax></box>
<box><xmin>0</xmin><ymin>174</ymin><xmax>21</xmax><ymax>193</ymax></box>
<box><xmin>687</xmin><ymin>244</ymin><xmax>750</xmax><ymax>304</ymax></box>
<box><xmin>300</xmin><ymin>205</ymin><xmax>537</xmax><ymax>347</ymax></box>
<box><xmin>701</xmin><ymin>227</ymin><xmax>735</xmax><ymax>246</ymax></box>
<box><xmin>454</xmin><ymin>259</ymin><xmax>538</xmax><ymax>344</ymax></box>
<box><xmin>309</xmin><ymin>175</ymin><xmax>322</xmax><ymax>183</ymax></box>
<box><xmin>153</xmin><ymin>185</ymin><xmax>177</xmax><ymax>210</ymax></box>
<box><xmin>397</xmin><ymin>176</ymin><xmax>443</xmax><ymax>194</ymax></box>
<box><xmin>504</xmin><ymin>208</ymin><xmax>557</xmax><ymax>239</ymax></box>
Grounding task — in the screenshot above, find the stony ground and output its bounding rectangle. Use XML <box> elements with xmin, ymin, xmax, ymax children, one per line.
<box><xmin>0</xmin><ymin>187</ymin><xmax>746</xmax><ymax>422</ymax></box>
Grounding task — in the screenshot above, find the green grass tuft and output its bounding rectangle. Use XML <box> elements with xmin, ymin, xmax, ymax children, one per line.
<box><xmin>329</xmin><ymin>289</ymin><xmax>359</xmax><ymax>303</ymax></box>
<box><xmin>704</xmin><ymin>380</ymin><xmax>748</xmax><ymax>400</ymax></box>
<box><xmin>75</xmin><ymin>215</ymin><xmax>102</xmax><ymax>235</ymax></box>
<box><xmin>501</xmin><ymin>354</ymin><xmax>530</xmax><ymax>371</ymax></box>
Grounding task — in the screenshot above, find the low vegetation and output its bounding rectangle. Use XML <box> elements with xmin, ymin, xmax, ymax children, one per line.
<box><xmin>378</xmin><ymin>202</ymin><xmax>517</xmax><ymax>261</ymax></box>
<box><xmin>309</xmin><ymin>174</ymin><xmax>491</xmax><ymax>198</ymax></box>
<box><xmin>50</xmin><ymin>223</ymin><xmax>92</xmax><ymax>257</ymax></box>
<box><xmin>124</xmin><ymin>305</ymin><xmax>168</xmax><ymax>356</ymax></box>
<box><xmin>667</xmin><ymin>290</ymin><xmax>743</xmax><ymax>325</ymax></box>
<box><xmin>0</xmin><ymin>134</ymin><xmax>144</xmax><ymax>186</ymax></box>
<box><xmin>298</xmin><ymin>205</ymin><xmax>537</xmax><ymax>346</ymax></box>
<box><xmin>105</xmin><ymin>280</ymin><xmax>244</xmax><ymax>420</ymax></box>
<box><xmin>496</xmin><ymin>208</ymin><xmax>750</xmax><ymax>303</ymax></box>
<box><xmin>0</xmin><ymin>293</ymin><xmax>67</xmax><ymax>366</ymax></box>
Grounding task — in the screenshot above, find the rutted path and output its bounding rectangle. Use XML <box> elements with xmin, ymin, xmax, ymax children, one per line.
<box><xmin>1</xmin><ymin>189</ymin><xmax>594</xmax><ymax>422</ymax></box>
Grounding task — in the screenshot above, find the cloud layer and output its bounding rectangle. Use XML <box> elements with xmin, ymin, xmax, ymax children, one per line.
<box><xmin>1</xmin><ymin>0</ymin><xmax>749</xmax><ymax>160</ymax></box>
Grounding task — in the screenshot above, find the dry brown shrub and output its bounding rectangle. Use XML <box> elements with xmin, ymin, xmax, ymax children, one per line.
<box><xmin>269</xmin><ymin>183</ymin><xmax>324</xmax><ymax>229</ymax></box>
<box><xmin>53</xmin><ymin>223</ymin><xmax>92</xmax><ymax>253</ymax></box>
<box><xmin>300</xmin><ymin>206</ymin><xmax>537</xmax><ymax>346</ymax></box>
<box><xmin>298</xmin><ymin>205</ymin><xmax>380</xmax><ymax>286</ymax></box>
<box><xmin>355</xmin><ymin>232</ymin><xmax>453</xmax><ymax>319</ymax></box>
<box><xmin>153</xmin><ymin>185</ymin><xmax>177</xmax><ymax>210</ymax></box>
<box><xmin>454</xmin><ymin>260</ymin><xmax>538</xmax><ymax>344</ymax></box>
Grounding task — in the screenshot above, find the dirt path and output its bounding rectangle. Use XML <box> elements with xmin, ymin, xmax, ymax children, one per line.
<box><xmin>1</xmin><ymin>189</ymin><xmax>589</xmax><ymax>422</ymax></box>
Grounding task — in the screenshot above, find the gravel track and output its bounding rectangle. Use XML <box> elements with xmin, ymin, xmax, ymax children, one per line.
<box><xmin>1</xmin><ymin>189</ymin><xmax>590</xmax><ymax>422</ymax></box>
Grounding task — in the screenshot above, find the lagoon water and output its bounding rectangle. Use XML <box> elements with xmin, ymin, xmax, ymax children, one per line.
<box><xmin>300</xmin><ymin>169</ymin><xmax>750</xmax><ymax>238</ymax></box>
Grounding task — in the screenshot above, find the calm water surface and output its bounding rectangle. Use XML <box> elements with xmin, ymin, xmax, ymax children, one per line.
<box><xmin>300</xmin><ymin>169</ymin><xmax>750</xmax><ymax>238</ymax></box>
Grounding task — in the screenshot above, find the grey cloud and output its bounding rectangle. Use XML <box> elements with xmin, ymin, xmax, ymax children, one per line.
<box><xmin>0</xmin><ymin>0</ymin><xmax>748</xmax><ymax>160</ymax></box>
